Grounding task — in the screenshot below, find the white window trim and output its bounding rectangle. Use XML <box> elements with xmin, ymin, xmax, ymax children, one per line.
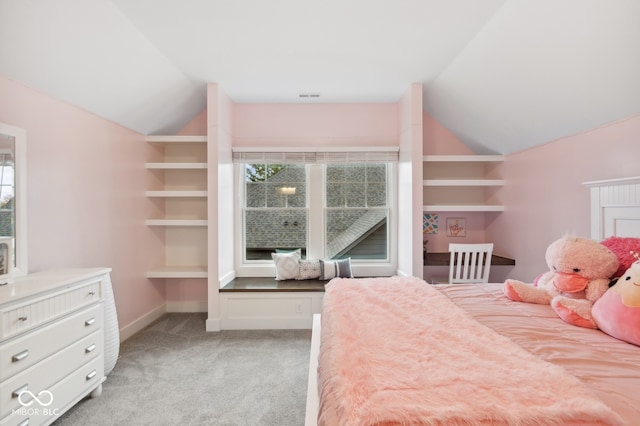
<box><xmin>234</xmin><ymin>162</ymin><xmax>398</xmax><ymax>277</ymax></box>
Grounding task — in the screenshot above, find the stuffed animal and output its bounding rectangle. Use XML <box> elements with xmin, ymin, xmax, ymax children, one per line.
<box><xmin>503</xmin><ymin>236</ymin><xmax>619</xmax><ymax>328</ymax></box>
<box><xmin>592</xmin><ymin>253</ymin><xmax>640</xmax><ymax>346</ymax></box>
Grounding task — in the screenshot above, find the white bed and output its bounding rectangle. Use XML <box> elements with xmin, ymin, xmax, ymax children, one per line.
<box><xmin>305</xmin><ymin>176</ymin><xmax>640</xmax><ymax>426</ymax></box>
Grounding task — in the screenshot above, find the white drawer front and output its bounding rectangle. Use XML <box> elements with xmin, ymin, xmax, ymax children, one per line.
<box><xmin>0</xmin><ymin>280</ymin><xmax>101</xmax><ymax>340</ymax></box>
<box><xmin>0</xmin><ymin>328</ymin><xmax>103</xmax><ymax>420</ymax></box>
<box><xmin>0</xmin><ymin>303</ymin><xmax>103</xmax><ymax>382</ymax></box>
<box><xmin>0</xmin><ymin>355</ymin><xmax>104</xmax><ymax>426</ymax></box>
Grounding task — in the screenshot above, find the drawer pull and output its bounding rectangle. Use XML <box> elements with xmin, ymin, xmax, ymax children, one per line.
<box><xmin>85</xmin><ymin>317</ymin><xmax>96</xmax><ymax>326</ymax></box>
<box><xmin>86</xmin><ymin>370</ymin><xmax>97</xmax><ymax>381</ymax></box>
<box><xmin>85</xmin><ymin>344</ymin><xmax>96</xmax><ymax>353</ymax></box>
<box><xmin>18</xmin><ymin>316</ymin><xmax>28</xmax><ymax>322</ymax></box>
<box><xmin>12</xmin><ymin>349</ymin><xmax>29</xmax><ymax>362</ymax></box>
<box><xmin>17</xmin><ymin>418</ymin><xmax>29</xmax><ymax>426</ymax></box>
<box><xmin>12</xmin><ymin>384</ymin><xmax>28</xmax><ymax>399</ymax></box>
<box><xmin>88</xmin><ymin>291</ymin><xmax>96</xmax><ymax>296</ymax></box>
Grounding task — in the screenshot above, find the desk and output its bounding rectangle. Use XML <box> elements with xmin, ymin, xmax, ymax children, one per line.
<box><xmin>424</xmin><ymin>252</ymin><xmax>515</xmax><ymax>266</ymax></box>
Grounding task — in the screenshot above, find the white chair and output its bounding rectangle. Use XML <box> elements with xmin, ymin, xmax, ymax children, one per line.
<box><xmin>448</xmin><ymin>243</ymin><xmax>494</xmax><ymax>284</ymax></box>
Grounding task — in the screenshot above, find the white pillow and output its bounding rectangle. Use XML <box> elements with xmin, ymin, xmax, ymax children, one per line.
<box><xmin>272</xmin><ymin>251</ymin><xmax>301</xmax><ymax>280</ymax></box>
<box><xmin>319</xmin><ymin>258</ymin><xmax>353</xmax><ymax>280</ymax></box>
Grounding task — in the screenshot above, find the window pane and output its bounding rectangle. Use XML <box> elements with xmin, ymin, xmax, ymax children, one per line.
<box><xmin>246</xmin><ymin>182</ymin><xmax>266</xmax><ymax>208</ymax></box>
<box><xmin>245</xmin><ymin>164</ymin><xmax>284</xmax><ymax>183</ymax></box>
<box><xmin>326</xmin><ymin>165</ymin><xmax>345</xmax><ymax>208</ymax></box>
<box><xmin>326</xmin><ymin>164</ymin><xmax>346</xmax><ymax>182</ymax></box>
<box><xmin>326</xmin><ymin>209</ymin><xmax>387</xmax><ymax>260</ymax></box>
<box><xmin>244</xmin><ymin>164</ymin><xmax>307</xmax><ymax>261</ymax></box>
<box><xmin>326</xmin><ymin>183</ymin><xmax>345</xmax><ymax>208</ymax></box>
<box><xmin>0</xmin><ymin>154</ymin><xmax>14</xmax><ymax>237</ymax></box>
<box><xmin>346</xmin><ymin>183</ymin><xmax>365</xmax><ymax>207</ymax></box>
<box><xmin>326</xmin><ymin>164</ymin><xmax>385</xmax><ymax>208</ymax></box>
<box><xmin>325</xmin><ymin>163</ymin><xmax>388</xmax><ymax>260</ymax></box>
<box><xmin>367</xmin><ymin>164</ymin><xmax>386</xmax><ymax>207</ymax></box>
<box><xmin>245</xmin><ymin>210</ymin><xmax>307</xmax><ymax>260</ymax></box>
<box><xmin>366</xmin><ymin>164</ymin><xmax>386</xmax><ymax>182</ymax></box>
<box><xmin>366</xmin><ymin>182</ymin><xmax>386</xmax><ymax>207</ymax></box>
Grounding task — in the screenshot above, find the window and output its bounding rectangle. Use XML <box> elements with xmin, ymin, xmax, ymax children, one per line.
<box><xmin>0</xmin><ymin>153</ymin><xmax>14</xmax><ymax>238</ymax></box>
<box><xmin>243</xmin><ymin>164</ymin><xmax>307</xmax><ymax>260</ymax></box>
<box><xmin>325</xmin><ymin>164</ymin><xmax>388</xmax><ymax>260</ymax></box>
<box><xmin>238</xmin><ymin>159</ymin><xmax>396</xmax><ymax>276</ymax></box>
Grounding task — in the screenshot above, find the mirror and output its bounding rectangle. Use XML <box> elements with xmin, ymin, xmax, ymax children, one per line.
<box><xmin>0</xmin><ymin>122</ymin><xmax>27</xmax><ymax>277</ymax></box>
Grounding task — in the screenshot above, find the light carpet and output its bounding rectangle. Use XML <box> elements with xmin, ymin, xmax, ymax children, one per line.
<box><xmin>55</xmin><ymin>313</ymin><xmax>312</xmax><ymax>426</ymax></box>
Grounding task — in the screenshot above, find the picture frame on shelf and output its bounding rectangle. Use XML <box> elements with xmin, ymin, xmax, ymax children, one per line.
<box><xmin>446</xmin><ymin>218</ymin><xmax>466</xmax><ymax>237</ymax></box>
<box><xmin>423</xmin><ymin>213</ymin><xmax>438</xmax><ymax>234</ymax></box>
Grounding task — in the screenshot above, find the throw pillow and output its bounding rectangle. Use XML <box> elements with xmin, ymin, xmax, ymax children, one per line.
<box><xmin>319</xmin><ymin>258</ymin><xmax>353</xmax><ymax>280</ymax></box>
<box><xmin>600</xmin><ymin>237</ymin><xmax>640</xmax><ymax>279</ymax></box>
<box><xmin>272</xmin><ymin>251</ymin><xmax>301</xmax><ymax>280</ymax></box>
<box><xmin>297</xmin><ymin>259</ymin><xmax>321</xmax><ymax>280</ymax></box>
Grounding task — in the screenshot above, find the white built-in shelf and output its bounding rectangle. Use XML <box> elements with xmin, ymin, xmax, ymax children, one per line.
<box><xmin>422</xmin><ymin>204</ymin><xmax>505</xmax><ymax>212</ymax></box>
<box><xmin>145</xmin><ymin>190</ymin><xmax>208</xmax><ymax>197</ymax></box>
<box><xmin>145</xmin><ymin>162</ymin><xmax>207</xmax><ymax>169</ymax></box>
<box><xmin>423</xmin><ymin>155</ymin><xmax>504</xmax><ymax>162</ymax></box>
<box><xmin>146</xmin><ymin>219</ymin><xmax>208</xmax><ymax>226</ymax></box>
<box><xmin>146</xmin><ymin>265</ymin><xmax>208</xmax><ymax>279</ymax></box>
<box><xmin>146</xmin><ymin>135</ymin><xmax>208</xmax><ymax>280</ymax></box>
<box><xmin>423</xmin><ymin>179</ymin><xmax>505</xmax><ymax>186</ymax></box>
<box><xmin>146</xmin><ymin>135</ymin><xmax>207</xmax><ymax>143</ymax></box>
<box><xmin>423</xmin><ymin>155</ymin><xmax>505</xmax><ymax>212</ymax></box>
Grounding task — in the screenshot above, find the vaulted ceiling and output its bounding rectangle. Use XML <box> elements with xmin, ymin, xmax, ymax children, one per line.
<box><xmin>1</xmin><ymin>0</ymin><xmax>638</xmax><ymax>154</ymax></box>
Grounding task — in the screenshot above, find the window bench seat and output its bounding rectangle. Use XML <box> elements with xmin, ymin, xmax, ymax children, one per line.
<box><xmin>219</xmin><ymin>277</ymin><xmax>325</xmax><ymax>330</ymax></box>
<box><xmin>220</xmin><ymin>277</ymin><xmax>326</xmax><ymax>292</ymax></box>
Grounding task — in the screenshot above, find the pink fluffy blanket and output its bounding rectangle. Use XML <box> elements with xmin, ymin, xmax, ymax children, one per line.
<box><xmin>317</xmin><ymin>276</ymin><xmax>624</xmax><ymax>425</ymax></box>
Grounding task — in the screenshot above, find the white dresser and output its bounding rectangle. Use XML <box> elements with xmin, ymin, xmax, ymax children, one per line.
<box><xmin>0</xmin><ymin>268</ymin><xmax>110</xmax><ymax>426</ymax></box>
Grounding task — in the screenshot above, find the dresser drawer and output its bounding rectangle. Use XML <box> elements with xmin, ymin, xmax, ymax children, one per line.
<box><xmin>0</xmin><ymin>303</ymin><xmax>103</xmax><ymax>382</ymax></box>
<box><xmin>0</xmin><ymin>355</ymin><xmax>104</xmax><ymax>426</ymax></box>
<box><xmin>0</xmin><ymin>280</ymin><xmax>101</xmax><ymax>340</ymax></box>
<box><xmin>0</xmin><ymin>328</ymin><xmax>103</xmax><ymax>420</ymax></box>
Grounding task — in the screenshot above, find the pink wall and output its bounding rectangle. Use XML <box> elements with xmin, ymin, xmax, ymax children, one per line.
<box><xmin>489</xmin><ymin>114</ymin><xmax>640</xmax><ymax>282</ymax></box>
<box><xmin>0</xmin><ymin>75</ymin><xmax>165</xmax><ymax>330</ymax></box>
<box><xmin>233</xmin><ymin>103</ymin><xmax>398</xmax><ymax>146</ymax></box>
<box><xmin>178</xmin><ymin>110</ymin><xmax>207</xmax><ymax>136</ymax></box>
<box><xmin>423</xmin><ymin>113</ymin><xmax>475</xmax><ymax>156</ymax></box>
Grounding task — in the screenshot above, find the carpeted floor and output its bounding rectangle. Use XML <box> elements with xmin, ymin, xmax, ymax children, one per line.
<box><xmin>55</xmin><ymin>313</ymin><xmax>312</xmax><ymax>426</ymax></box>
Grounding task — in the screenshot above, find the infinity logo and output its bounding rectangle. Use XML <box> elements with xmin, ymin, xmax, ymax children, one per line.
<box><xmin>18</xmin><ymin>390</ymin><xmax>54</xmax><ymax>407</ymax></box>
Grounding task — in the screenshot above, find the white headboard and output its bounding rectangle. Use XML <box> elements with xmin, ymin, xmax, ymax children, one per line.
<box><xmin>584</xmin><ymin>176</ymin><xmax>640</xmax><ymax>240</ymax></box>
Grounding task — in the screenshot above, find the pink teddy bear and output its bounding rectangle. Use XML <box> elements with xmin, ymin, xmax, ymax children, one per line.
<box><xmin>503</xmin><ymin>235</ymin><xmax>619</xmax><ymax>328</ymax></box>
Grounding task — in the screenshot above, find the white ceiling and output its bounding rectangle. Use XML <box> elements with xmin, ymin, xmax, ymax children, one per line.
<box><xmin>1</xmin><ymin>0</ymin><xmax>638</xmax><ymax>154</ymax></box>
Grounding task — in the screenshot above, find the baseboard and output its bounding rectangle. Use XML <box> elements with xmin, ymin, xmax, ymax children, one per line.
<box><xmin>221</xmin><ymin>317</ymin><xmax>313</xmax><ymax>330</ymax></box>
<box><xmin>119</xmin><ymin>303</ymin><xmax>167</xmax><ymax>342</ymax></box>
<box><xmin>166</xmin><ymin>301</ymin><xmax>208</xmax><ymax>312</ymax></box>
<box><xmin>206</xmin><ymin>317</ymin><xmax>221</xmax><ymax>332</ymax></box>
